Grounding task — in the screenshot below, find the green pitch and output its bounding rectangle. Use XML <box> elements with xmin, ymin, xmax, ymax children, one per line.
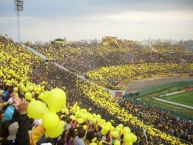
<box><xmin>163</xmin><ymin>91</ymin><xmax>193</xmax><ymax>107</ymax></box>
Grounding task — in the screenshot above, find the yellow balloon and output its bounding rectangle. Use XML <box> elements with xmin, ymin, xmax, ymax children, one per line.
<box><xmin>125</xmin><ymin>142</ymin><xmax>132</xmax><ymax>145</ymax></box>
<box><xmin>123</xmin><ymin>133</ymin><xmax>133</xmax><ymax>143</ymax></box>
<box><xmin>118</xmin><ymin>124</ymin><xmax>123</xmax><ymax>128</ymax></box>
<box><xmin>44</xmin><ymin>91</ymin><xmax>50</xmax><ymax>98</ymax></box>
<box><xmin>27</xmin><ymin>85</ymin><xmax>34</xmax><ymax>91</ymax></box>
<box><xmin>90</xmin><ymin>143</ymin><xmax>97</xmax><ymax>145</ymax></box>
<box><xmin>130</xmin><ymin>133</ymin><xmax>137</xmax><ymax>142</ymax></box>
<box><xmin>110</xmin><ymin>126</ymin><xmax>115</xmax><ymax>132</ymax></box>
<box><xmin>25</xmin><ymin>92</ymin><xmax>32</xmax><ymax>101</ymax></box>
<box><xmin>101</xmin><ymin>126</ymin><xmax>109</xmax><ymax>135</ymax></box>
<box><xmin>45</xmin><ymin>120</ymin><xmax>65</xmax><ymax>138</ymax></box>
<box><xmin>75</xmin><ymin>111</ymin><xmax>81</xmax><ymax>118</ymax></box>
<box><xmin>46</xmin><ymin>88</ymin><xmax>66</xmax><ymax>113</ymax></box>
<box><xmin>77</xmin><ymin>118</ymin><xmax>84</xmax><ymax>124</ymax></box>
<box><xmin>42</xmin><ymin>112</ymin><xmax>60</xmax><ymax>130</ymax></box>
<box><xmin>111</xmin><ymin>131</ymin><xmax>119</xmax><ymax>138</ymax></box>
<box><xmin>70</xmin><ymin>115</ymin><xmax>76</xmax><ymax>121</ymax></box>
<box><xmin>96</xmin><ymin>114</ymin><xmax>101</xmax><ymax>119</ymax></box>
<box><xmin>27</xmin><ymin>100</ymin><xmax>49</xmax><ymax>119</ymax></box>
<box><xmin>116</xmin><ymin>126</ymin><xmax>122</xmax><ymax>132</ymax></box>
<box><xmin>22</xmin><ymin>87</ymin><xmax>29</xmax><ymax>93</ymax></box>
<box><xmin>122</xmin><ymin>127</ymin><xmax>131</xmax><ymax>135</ymax></box>
<box><xmin>14</xmin><ymin>87</ymin><xmax>18</xmax><ymax>92</ymax></box>
<box><xmin>64</xmin><ymin>108</ymin><xmax>69</xmax><ymax>115</ymax></box>
<box><xmin>36</xmin><ymin>86</ymin><xmax>41</xmax><ymax>93</ymax></box>
<box><xmin>114</xmin><ymin>140</ymin><xmax>121</xmax><ymax>145</ymax></box>
<box><xmin>61</xmin><ymin>108</ymin><xmax>65</xmax><ymax>113</ymax></box>
<box><xmin>98</xmin><ymin>141</ymin><xmax>103</xmax><ymax>145</ymax></box>
<box><xmin>38</xmin><ymin>93</ymin><xmax>46</xmax><ymax>102</ymax></box>
<box><xmin>83</xmin><ymin>125</ymin><xmax>87</xmax><ymax>130</ymax></box>
<box><xmin>0</xmin><ymin>90</ymin><xmax>3</xmax><ymax>95</ymax></box>
<box><xmin>106</xmin><ymin>122</ymin><xmax>112</xmax><ymax>127</ymax></box>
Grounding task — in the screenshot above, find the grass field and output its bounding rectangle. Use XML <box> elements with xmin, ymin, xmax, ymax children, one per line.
<box><xmin>163</xmin><ymin>91</ymin><xmax>193</xmax><ymax>107</ymax></box>
<box><xmin>140</xmin><ymin>97</ymin><xmax>193</xmax><ymax>119</ymax></box>
<box><xmin>136</xmin><ymin>81</ymin><xmax>193</xmax><ymax>119</ymax></box>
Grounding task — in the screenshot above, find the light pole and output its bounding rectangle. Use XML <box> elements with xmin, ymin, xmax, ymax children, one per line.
<box><xmin>14</xmin><ymin>0</ymin><xmax>23</xmax><ymax>43</ymax></box>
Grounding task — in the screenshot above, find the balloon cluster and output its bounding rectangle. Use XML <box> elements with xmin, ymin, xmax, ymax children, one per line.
<box><xmin>17</xmin><ymin>82</ymin><xmax>44</xmax><ymax>100</ymax></box>
<box><xmin>27</xmin><ymin>88</ymin><xmax>66</xmax><ymax>138</ymax></box>
<box><xmin>70</xmin><ymin>104</ymin><xmax>137</xmax><ymax>145</ymax></box>
<box><xmin>0</xmin><ymin>41</ymin><xmax>66</xmax><ymax>138</ymax></box>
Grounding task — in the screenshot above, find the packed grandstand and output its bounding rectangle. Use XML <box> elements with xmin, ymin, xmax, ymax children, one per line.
<box><xmin>0</xmin><ymin>35</ymin><xmax>193</xmax><ymax>145</ymax></box>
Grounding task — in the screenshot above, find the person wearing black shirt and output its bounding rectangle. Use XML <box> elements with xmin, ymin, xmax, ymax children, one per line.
<box><xmin>14</xmin><ymin>99</ymin><xmax>33</xmax><ymax>145</ymax></box>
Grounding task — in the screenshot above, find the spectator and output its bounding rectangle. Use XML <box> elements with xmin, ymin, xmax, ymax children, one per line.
<box><xmin>74</xmin><ymin>127</ymin><xmax>86</xmax><ymax>145</ymax></box>
<box><xmin>65</xmin><ymin>128</ymin><xmax>75</xmax><ymax>145</ymax></box>
<box><xmin>14</xmin><ymin>99</ymin><xmax>33</xmax><ymax>145</ymax></box>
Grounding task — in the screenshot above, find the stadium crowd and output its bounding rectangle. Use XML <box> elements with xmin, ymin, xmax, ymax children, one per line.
<box><xmin>29</xmin><ymin>61</ymin><xmax>193</xmax><ymax>144</ymax></box>
<box><xmin>0</xmin><ymin>36</ymin><xmax>139</xmax><ymax>145</ymax></box>
<box><xmin>0</xmin><ymin>36</ymin><xmax>193</xmax><ymax>145</ymax></box>
<box><xmin>120</xmin><ymin>100</ymin><xmax>193</xmax><ymax>143</ymax></box>
<box><xmin>27</xmin><ymin>39</ymin><xmax>193</xmax><ymax>73</ymax></box>
<box><xmin>86</xmin><ymin>63</ymin><xmax>193</xmax><ymax>85</ymax></box>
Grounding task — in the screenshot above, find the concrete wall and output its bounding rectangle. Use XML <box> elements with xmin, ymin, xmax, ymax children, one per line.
<box><xmin>109</xmin><ymin>89</ymin><xmax>126</xmax><ymax>99</ymax></box>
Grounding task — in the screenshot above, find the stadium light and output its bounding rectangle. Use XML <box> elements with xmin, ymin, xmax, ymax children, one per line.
<box><xmin>14</xmin><ymin>0</ymin><xmax>23</xmax><ymax>43</ymax></box>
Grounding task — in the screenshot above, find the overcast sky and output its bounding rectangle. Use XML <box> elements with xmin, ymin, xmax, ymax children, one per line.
<box><xmin>0</xmin><ymin>0</ymin><xmax>193</xmax><ymax>42</ymax></box>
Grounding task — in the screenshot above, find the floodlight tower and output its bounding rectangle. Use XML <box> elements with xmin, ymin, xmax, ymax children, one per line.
<box><xmin>14</xmin><ymin>0</ymin><xmax>23</xmax><ymax>43</ymax></box>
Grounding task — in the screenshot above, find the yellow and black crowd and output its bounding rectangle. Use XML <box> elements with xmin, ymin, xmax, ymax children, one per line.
<box><xmin>86</xmin><ymin>63</ymin><xmax>193</xmax><ymax>86</ymax></box>
<box><xmin>0</xmin><ymin>36</ymin><xmax>193</xmax><ymax>145</ymax></box>
<box><xmin>27</xmin><ymin>39</ymin><xmax>193</xmax><ymax>73</ymax></box>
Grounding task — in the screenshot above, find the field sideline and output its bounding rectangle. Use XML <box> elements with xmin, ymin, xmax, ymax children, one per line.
<box><xmin>162</xmin><ymin>91</ymin><xmax>193</xmax><ymax>107</ymax></box>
